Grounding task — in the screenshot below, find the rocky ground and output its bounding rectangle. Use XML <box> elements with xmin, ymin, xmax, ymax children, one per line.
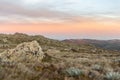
<box><xmin>0</xmin><ymin>33</ymin><xmax>120</xmax><ymax>80</ymax></box>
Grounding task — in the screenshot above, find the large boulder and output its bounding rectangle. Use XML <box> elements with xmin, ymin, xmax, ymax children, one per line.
<box><xmin>0</xmin><ymin>41</ymin><xmax>44</xmax><ymax>62</ymax></box>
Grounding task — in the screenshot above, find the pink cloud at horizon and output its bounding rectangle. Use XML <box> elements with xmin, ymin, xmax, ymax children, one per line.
<box><xmin>0</xmin><ymin>19</ymin><xmax>120</xmax><ymax>40</ymax></box>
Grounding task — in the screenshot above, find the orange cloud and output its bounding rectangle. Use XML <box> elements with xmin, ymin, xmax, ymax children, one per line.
<box><xmin>0</xmin><ymin>18</ymin><xmax>120</xmax><ymax>39</ymax></box>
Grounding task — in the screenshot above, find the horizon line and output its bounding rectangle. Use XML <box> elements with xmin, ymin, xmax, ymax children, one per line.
<box><xmin>0</xmin><ymin>32</ymin><xmax>120</xmax><ymax>41</ymax></box>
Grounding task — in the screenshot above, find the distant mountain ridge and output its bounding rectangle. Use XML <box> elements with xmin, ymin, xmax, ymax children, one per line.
<box><xmin>0</xmin><ymin>33</ymin><xmax>120</xmax><ymax>51</ymax></box>
<box><xmin>0</xmin><ymin>33</ymin><xmax>110</xmax><ymax>54</ymax></box>
<box><xmin>63</xmin><ymin>39</ymin><xmax>120</xmax><ymax>51</ymax></box>
<box><xmin>0</xmin><ymin>33</ymin><xmax>81</xmax><ymax>52</ymax></box>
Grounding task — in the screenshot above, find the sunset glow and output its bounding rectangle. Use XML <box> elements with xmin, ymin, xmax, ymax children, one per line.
<box><xmin>0</xmin><ymin>0</ymin><xmax>120</xmax><ymax>39</ymax></box>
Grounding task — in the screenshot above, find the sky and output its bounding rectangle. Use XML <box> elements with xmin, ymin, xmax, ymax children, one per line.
<box><xmin>0</xmin><ymin>0</ymin><xmax>120</xmax><ymax>40</ymax></box>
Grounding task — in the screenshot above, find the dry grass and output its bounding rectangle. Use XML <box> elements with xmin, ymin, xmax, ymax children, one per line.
<box><xmin>0</xmin><ymin>34</ymin><xmax>119</xmax><ymax>80</ymax></box>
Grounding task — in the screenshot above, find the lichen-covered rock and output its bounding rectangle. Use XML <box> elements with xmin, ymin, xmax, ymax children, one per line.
<box><xmin>0</xmin><ymin>41</ymin><xmax>44</xmax><ymax>62</ymax></box>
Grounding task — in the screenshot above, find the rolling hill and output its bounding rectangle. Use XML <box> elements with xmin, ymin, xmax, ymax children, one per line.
<box><xmin>63</xmin><ymin>39</ymin><xmax>120</xmax><ymax>51</ymax></box>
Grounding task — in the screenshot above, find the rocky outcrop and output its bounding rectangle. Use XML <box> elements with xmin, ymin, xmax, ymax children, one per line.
<box><xmin>0</xmin><ymin>41</ymin><xmax>44</xmax><ymax>62</ymax></box>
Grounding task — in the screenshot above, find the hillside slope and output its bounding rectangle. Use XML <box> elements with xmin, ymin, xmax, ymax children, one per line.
<box><xmin>63</xmin><ymin>39</ymin><xmax>120</xmax><ymax>51</ymax></box>
<box><xmin>0</xmin><ymin>40</ymin><xmax>119</xmax><ymax>80</ymax></box>
<box><xmin>0</xmin><ymin>33</ymin><xmax>101</xmax><ymax>53</ymax></box>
